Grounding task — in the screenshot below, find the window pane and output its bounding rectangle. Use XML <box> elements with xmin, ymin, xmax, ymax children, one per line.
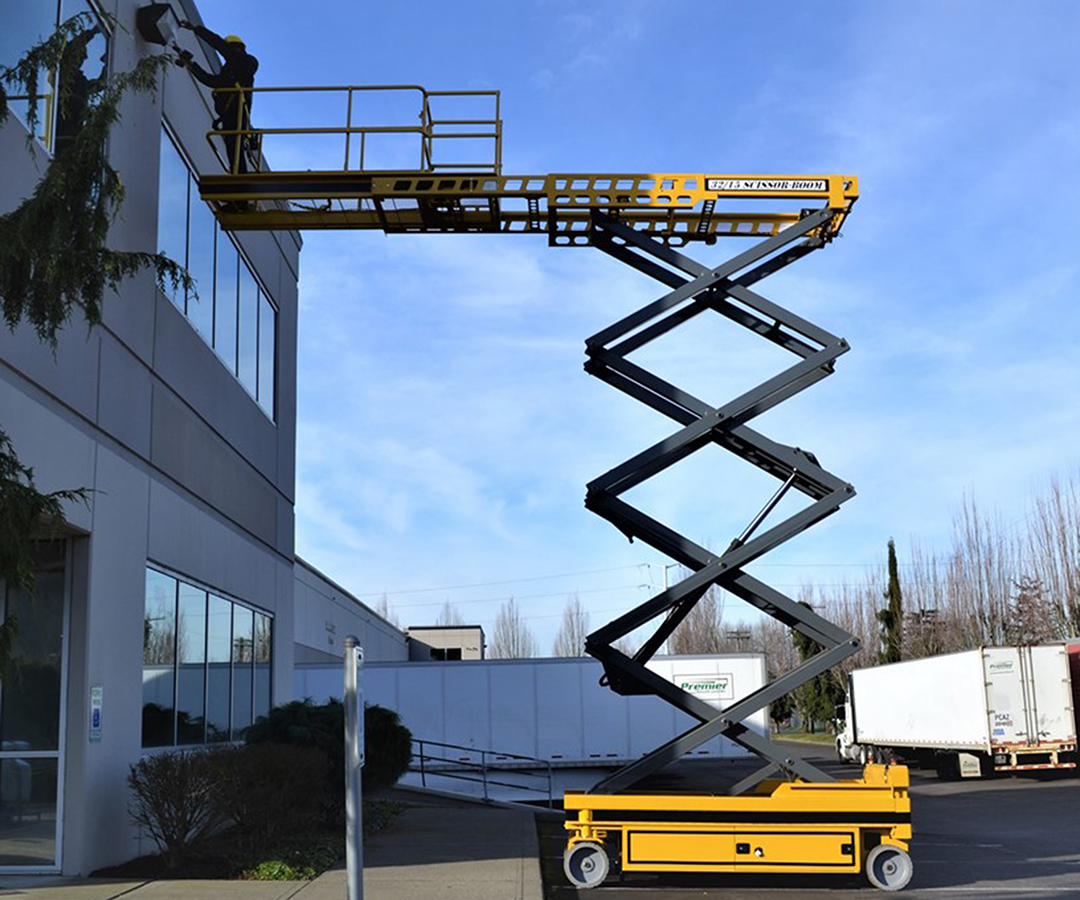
<box><xmin>54</xmin><ymin>1</ymin><xmax>109</xmax><ymax>155</ymax></box>
<box><xmin>0</xmin><ymin>5</ymin><xmax>55</xmax><ymax>143</ymax></box>
<box><xmin>237</xmin><ymin>263</ymin><xmax>258</xmax><ymax>396</ymax></box>
<box><xmin>0</xmin><ymin>757</ymin><xmax>58</xmax><ymax>866</ymax></box>
<box><xmin>142</xmin><ymin>570</ymin><xmax>177</xmax><ymax>747</ymax></box>
<box><xmin>186</xmin><ymin>200</ymin><xmax>216</xmax><ymax>342</ymax></box>
<box><xmin>231</xmin><ymin>606</ymin><xmax>254</xmax><ymax>738</ymax></box>
<box><xmin>214</xmin><ymin>231</ymin><xmax>239</xmax><ymax>373</ymax></box>
<box><xmin>0</xmin><ymin>553</ymin><xmax>64</xmax><ymax>751</ymax></box>
<box><xmin>257</xmin><ymin>294</ymin><xmax>275</xmax><ymax>415</ymax></box>
<box><xmin>157</xmin><ymin>131</ymin><xmax>189</xmax><ymax>309</ymax></box>
<box><xmin>176</xmin><ymin>584</ymin><xmax>207</xmax><ymax>745</ymax></box>
<box><xmin>254</xmin><ymin>614</ymin><xmax>272</xmax><ymax>723</ymax></box>
<box><xmin>206</xmin><ymin>594</ymin><xmax>232</xmax><ymax>742</ymax></box>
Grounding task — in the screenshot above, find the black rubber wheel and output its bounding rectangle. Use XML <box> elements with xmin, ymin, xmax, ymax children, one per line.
<box><xmin>564</xmin><ymin>841</ymin><xmax>609</xmax><ymax>889</ymax></box>
<box><xmin>865</xmin><ymin>844</ymin><xmax>913</xmax><ymax>891</ymax></box>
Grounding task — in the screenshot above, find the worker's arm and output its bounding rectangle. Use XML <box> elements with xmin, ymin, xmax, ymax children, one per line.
<box><xmin>177</xmin><ymin>20</ymin><xmax>231</xmax><ymax>56</ymax></box>
<box><xmin>176</xmin><ymin>49</ymin><xmax>227</xmax><ymax>88</ymax></box>
<box><xmin>193</xmin><ymin>25</ymin><xmax>231</xmax><ymax>56</ymax></box>
<box><xmin>187</xmin><ymin>60</ymin><xmax>227</xmax><ymax>89</ymax></box>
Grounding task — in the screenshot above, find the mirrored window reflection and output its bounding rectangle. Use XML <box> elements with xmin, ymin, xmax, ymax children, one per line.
<box><xmin>0</xmin><ymin>549</ymin><xmax>64</xmax><ymax>751</ymax></box>
<box><xmin>176</xmin><ymin>585</ymin><xmax>207</xmax><ymax>745</ymax></box>
<box><xmin>157</xmin><ymin>126</ymin><xmax>277</xmax><ymax>421</ymax></box>
<box><xmin>141</xmin><ymin>569</ymin><xmax>271</xmax><ymax>747</ymax></box>
<box><xmin>206</xmin><ymin>594</ymin><xmax>232</xmax><ymax>743</ymax></box>
<box><xmin>254</xmin><ymin>613</ymin><xmax>272</xmax><ymax>723</ymax></box>
<box><xmin>238</xmin><ymin>266</ymin><xmax>258</xmax><ymax>397</ymax></box>
<box><xmin>214</xmin><ymin>230</ymin><xmax>239</xmax><ymax>374</ymax></box>
<box><xmin>53</xmin><ymin>1</ymin><xmax>108</xmax><ymax>156</ymax></box>
<box><xmin>0</xmin><ymin>7</ymin><xmax>55</xmax><ymax>138</ymax></box>
<box><xmin>186</xmin><ymin>200</ymin><xmax>217</xmax><ymax>341</ymax></box>
<box><xmin>0</xmin><ymin>757</ymin><xmax>58</xmax><ymax>866</ymax></box>
<box><xmin>257</xmin><ymin>295</ymin><xmax>275</xmax><ymax>414</ymax></box>
<box><xmin>142</xmin><ymin>570</ymin><xmax>177</xmax><ymax>747</ymax></box>
<box><xmin>157</xmin><ymin>131</ymin><xmax>189</xmax><ymax>309</ymax></box>
<box><xmin>232</xmin><ymin>607</ymin><xmax>254</xmax><ymax>738</ymax></box>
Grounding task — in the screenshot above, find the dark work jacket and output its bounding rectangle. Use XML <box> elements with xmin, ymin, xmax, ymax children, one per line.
<box><xmin>187</xmin><ymin>25</ymin><xmax>259</xmax><ymax>125</ymax></box>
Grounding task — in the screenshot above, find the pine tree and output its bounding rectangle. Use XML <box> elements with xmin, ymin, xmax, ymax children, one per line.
<box><xmin>0</xmin><ymin>15</ymin><xmax>184</xmax><ymax>664</ymax></box>
<box><xmin>877</xmin><ymin>538</ymin><xmax>903</xmax><ymax>664</ymax></box>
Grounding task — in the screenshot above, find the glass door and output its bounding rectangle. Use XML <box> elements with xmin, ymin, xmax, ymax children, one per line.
<box><xmin>0</xmin><ymin>542</ymin><xmax>68</xmax><ymax>871</ymax></box>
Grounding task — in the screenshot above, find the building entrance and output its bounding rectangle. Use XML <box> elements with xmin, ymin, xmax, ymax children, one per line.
<box><xmin>0</xmin><ymin>542</ymin><xmax>68</xmax><ymax>871</ymax></box>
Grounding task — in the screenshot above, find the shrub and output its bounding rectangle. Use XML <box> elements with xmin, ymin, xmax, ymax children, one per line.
<box><xmin>128</xmin><ymin>749</ymin><xmax>224</xmax><ymax>868</ymax></box>
<box><xmin>363</xmin><ymin>705</ymin><xmax>412</xmax><ymax>791</ymax></box>
<box><xmin>244</xmin><ymin>699</ymin><xmax>413</xmax><ymax>802</ymax></box>
<box><xmin>214</xmin><ymin>743</ymin><xmax>329</xmax><ymax>846</ymax></box>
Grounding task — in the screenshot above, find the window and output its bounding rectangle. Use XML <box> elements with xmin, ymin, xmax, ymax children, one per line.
<box><xmin>0</xmin><ymin>1</ymin><xmax>109</xmax><ymax>153</ymax></box>
<box><xmin>142</xmin><ymin>567</ymin><xmax>272</xmax><ymax>748</ymax></box>
<box><xmin>156</xmin><ymin>126</ymin><xmax>277</xmax><ymax>418</ymax></box>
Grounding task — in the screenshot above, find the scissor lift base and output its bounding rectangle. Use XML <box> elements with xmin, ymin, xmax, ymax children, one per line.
<box><xmin>563</xmin><ymin>764</ymin><xmax>912</xmax><ymax>890</ymax></box>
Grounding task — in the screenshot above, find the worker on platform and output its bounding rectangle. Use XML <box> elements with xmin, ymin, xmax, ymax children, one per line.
<box><xmin>174</xmin><ymin>21</ymin><xmax>258</xmax><ymax>173</ymax></box>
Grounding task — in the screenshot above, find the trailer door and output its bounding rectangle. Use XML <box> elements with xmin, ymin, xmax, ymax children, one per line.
<box><xmin>982</xmin><ymin>647</ymin><xmax>1030</xmax><ymax>746</ymax></box>
<box><xmin>1028</xmin><ymin>645</ymin><xmax>1075</xmax><ymax>744</ymax></box>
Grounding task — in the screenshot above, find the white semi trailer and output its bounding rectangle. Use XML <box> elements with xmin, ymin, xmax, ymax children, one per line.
<box><xmin>836</xmin><ymin>644</ymin><xmax>1077</xmax><ymax>779</ymax></box>
<box><xmin>297</xmin><ymin>653</ymin><xmax>768</xmax><ymax>765</ymax></box>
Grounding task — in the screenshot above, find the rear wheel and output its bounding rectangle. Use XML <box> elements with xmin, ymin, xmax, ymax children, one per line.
<box><xmin>865</xmin><ymin>844</ymin><xmax>913</xmax><ymax>891</ymax></box>
<box><xmin>564</xmin><ymin>841</ymin><xmax>609</xmax><ymax>889</ymax></box>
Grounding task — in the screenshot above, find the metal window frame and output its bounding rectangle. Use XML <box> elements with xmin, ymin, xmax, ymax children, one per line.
<box><xmin>143</xmin><ymin>564</ymin><xmax>273</xmax><ymax>749</ymax></box>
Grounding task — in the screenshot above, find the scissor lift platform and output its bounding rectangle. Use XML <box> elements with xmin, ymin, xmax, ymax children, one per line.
<box><xmin>196</xmin><ymin>82</ymin><xmax>908</xmax><ymax>891</ymax></box>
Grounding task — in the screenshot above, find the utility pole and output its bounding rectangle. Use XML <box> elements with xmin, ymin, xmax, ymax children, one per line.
<box><xmin>726</xmin><ymin>628</ymin><xmax>752</xmax><ymax>651</ymax></box>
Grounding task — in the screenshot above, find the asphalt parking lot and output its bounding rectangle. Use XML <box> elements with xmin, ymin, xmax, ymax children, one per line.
<box><xmin>538</xmin><ymin>742</ymin><xmax>1080</xmax><ymax>899</ymax></box>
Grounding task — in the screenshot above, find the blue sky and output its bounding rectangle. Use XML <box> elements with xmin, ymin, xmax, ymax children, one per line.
<box><xmin>199</xmin><ymin>0</ymin><xmax>1080</xmax><ymax>650</ymax></box>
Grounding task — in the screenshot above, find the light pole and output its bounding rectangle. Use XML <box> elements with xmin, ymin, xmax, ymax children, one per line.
<box><xmin>343</xmin><ymin>636</ymin><xmax>364</xmax><ymax>900</ymax></box>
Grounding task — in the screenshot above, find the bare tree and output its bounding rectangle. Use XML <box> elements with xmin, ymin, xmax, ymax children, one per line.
<box><xmin>1028</xmin><ymin>475</ymin><xmax>1080</xmax><ymax>637</ymax></box>
<box><xmin>1007</xmin><ymin>575</ymin><xmax>1056</xmax><ymax>645</ymax></box>
<box><xmin>436</xmin><ymin>601</ymin><xmax>465</xmax><ymax>627</ymax></box>
<box><xmin>669</xmin><ymin>586</ymin><xmax>724</xmax><ymax>654</ymax></box>
<box><xmin>553</xmin><ymin>593</ymin><xmax>590</xmax><ymax>657</ymax></box>
<box><xmin>375</xmin><ymin>593</ymin><xmax>399</xmax><ymax>627</ymax></box>
<box><xmin>489</xmin><ymin>597</ymin><xmax>537</xmax><ymax>659</ymax></box>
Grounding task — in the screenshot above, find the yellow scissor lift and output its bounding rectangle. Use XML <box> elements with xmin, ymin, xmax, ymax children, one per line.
<box><xmin>199</xmin><ymin>85</ymin><xmax>912</xmax><ymax>892</ymax></box>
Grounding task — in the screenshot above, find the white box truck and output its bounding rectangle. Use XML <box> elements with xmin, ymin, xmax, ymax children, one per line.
<box><xmin>836</xmin><ymin>644</ymin><xmax>1078</xmax><ymax>778</ymax></box>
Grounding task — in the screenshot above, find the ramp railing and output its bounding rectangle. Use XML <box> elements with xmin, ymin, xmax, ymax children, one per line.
<box><xmin>411</xmin><ymin>738</ymin><xmax>553</xmax><ymax>807</ymax></box>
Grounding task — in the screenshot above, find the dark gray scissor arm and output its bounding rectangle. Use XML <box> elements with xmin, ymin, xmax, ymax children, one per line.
<box><xmin>581</xmin><ymin>208</ymin><xmax>859</xmax><ymax>795</ymax></box>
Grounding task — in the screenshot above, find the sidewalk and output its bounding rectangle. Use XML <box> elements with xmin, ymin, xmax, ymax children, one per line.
<box><xmin>0</xmin><ymin>790</ymin><xmax>545</xmax><ymax>900</ymax></box>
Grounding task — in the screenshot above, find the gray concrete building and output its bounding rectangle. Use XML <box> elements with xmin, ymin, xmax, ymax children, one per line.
<box><xmin>0</xmin><ymin>0</ymin><xmax>404</xmax><ymax>876</ymax></box>
<box><xmin>407</xmin><ymin>626</ymin><xmax>487</xmax><ymax>661</ymax></box>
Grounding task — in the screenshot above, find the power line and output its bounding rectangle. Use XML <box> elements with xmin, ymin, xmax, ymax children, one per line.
<box><xmin>352</xmin><ymin>563</ymin><xmax>644</xmax><ymax>598</ymax></box>
<box><xmin>387</xmin><ymin>582</ymin><xmax>649</xmax><ymax>611</ymax></box>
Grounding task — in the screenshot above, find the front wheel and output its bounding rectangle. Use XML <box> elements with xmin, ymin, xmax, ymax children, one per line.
<box><xmin>564</xmin><ymin>841</ymin><xmax>609</xmax><ymax>889</ymax></box>
<box><xmin>865</xmin><ymin>844</ymin><xmax>913</xmax><ymax>891</ymax></box>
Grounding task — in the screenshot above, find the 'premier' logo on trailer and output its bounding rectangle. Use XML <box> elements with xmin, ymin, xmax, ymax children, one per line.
<box><xmin>677</xmin><ymin>675</ymin><xmax>735</xmax><ymax>700</ymax></box>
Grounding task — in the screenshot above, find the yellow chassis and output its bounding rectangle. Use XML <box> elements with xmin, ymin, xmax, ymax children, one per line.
<box><xmin>564</xmin><ymin>764</ymin><xmax>910</xmax><ymax>878</ymax></box>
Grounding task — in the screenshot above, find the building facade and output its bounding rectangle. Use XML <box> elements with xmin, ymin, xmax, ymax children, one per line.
<box><xmin>0</xmin><ymin>0</ymin><xmax>400</xmax><ymax>876</ymax></box>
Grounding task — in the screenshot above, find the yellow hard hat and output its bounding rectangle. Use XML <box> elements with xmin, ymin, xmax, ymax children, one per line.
<box><xmin>225</xmin><ymin>34</ymin><xmax>245</xmax><ymax>45</ymax></box>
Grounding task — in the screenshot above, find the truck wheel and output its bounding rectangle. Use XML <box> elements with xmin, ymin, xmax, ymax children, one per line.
<box><xmin>564</xmin><ymin>841</ymin><xmax>609</xmax><ymax>889</ymax></box>
<box><xmin>865</xmin><ymin>844</ymin><xmax>913</xmax><ymax>891</ymax></box>
<box><xmin>934</xmin><ymin>752</ymin><xmax>958</xmax><ymax>781</ymax></box>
